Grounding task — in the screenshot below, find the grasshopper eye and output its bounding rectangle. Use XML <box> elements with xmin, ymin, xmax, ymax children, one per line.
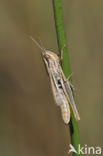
<box><xmin>45</xmin><ymin>54</ymin><xmax>50</xmax><ymax>59</ymax></box>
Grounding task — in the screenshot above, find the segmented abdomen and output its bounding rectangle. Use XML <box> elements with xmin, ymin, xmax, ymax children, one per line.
<box><xmin>60</xmin><ymin>101</ymin><xmax>70</xmax><ymax>124</ymax></box>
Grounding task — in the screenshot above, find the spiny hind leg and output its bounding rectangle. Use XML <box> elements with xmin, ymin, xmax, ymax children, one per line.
<box><xmin>69</xmin><ymin>82</ymin><xmax>75</xmax><ymax>91</ymax></box>
<box><xmin>67</xmin><ymin>73</ymin><xmax>73</xmax><ymax>81</ymax></box>
<box><xmin>64</xmin><ymin>73</ymin><xmax>75</xmax><ymax>90</ymax></box>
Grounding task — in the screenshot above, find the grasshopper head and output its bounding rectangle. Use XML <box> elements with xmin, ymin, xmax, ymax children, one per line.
<box><xmin>42</xmin><ymin>50</ymin><xmax>59</xmax><ymax>62</ymax></box>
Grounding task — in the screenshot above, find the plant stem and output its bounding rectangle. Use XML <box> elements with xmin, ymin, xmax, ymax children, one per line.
<box><xmin>52</xmin><ymin>0</ymin><xmax>82</xmax><ymax>155</ymax></box>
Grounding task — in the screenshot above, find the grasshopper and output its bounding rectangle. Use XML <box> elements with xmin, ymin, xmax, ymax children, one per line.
<box><xmin>30</xmin><ymin>36</ymin><xmax>80</xmax><ymax>124</ymax></box>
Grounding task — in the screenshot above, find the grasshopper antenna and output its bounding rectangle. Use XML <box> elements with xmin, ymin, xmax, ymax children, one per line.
<box><xmin>29</xmin><ymin>36</ymin><xmax>46</xmax><ymax>52</ymax></box>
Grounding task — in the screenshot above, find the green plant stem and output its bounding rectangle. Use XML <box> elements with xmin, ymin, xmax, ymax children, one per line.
<box><xmin>52</xmin><ymin>0</ymin><xmax>82</xmax><ymax>155</ymax></box>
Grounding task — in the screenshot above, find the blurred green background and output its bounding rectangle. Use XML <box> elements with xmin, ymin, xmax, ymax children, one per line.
<box><xmin>0</xmin><ymin>0</ymin><xmax>103</xmax><ymax>156</ymax></box>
